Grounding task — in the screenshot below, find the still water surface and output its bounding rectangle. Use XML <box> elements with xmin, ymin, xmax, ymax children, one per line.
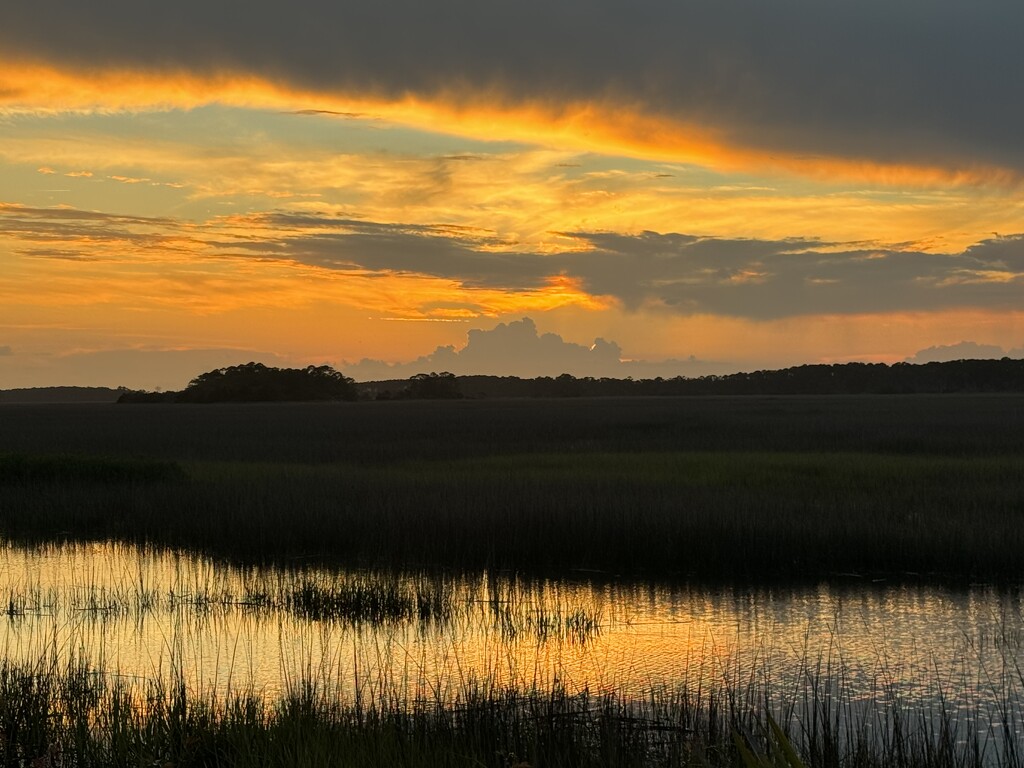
<box><xmin>1</xmin><ymin>542</ymin><xmax>1021</xmax><ymax>735</ymax></box>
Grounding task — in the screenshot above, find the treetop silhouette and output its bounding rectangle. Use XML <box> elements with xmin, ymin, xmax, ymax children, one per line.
<box><xmin>118</xmin><ymin>362</ymin><xmax>358</xmax><ymax>403</ymax></box>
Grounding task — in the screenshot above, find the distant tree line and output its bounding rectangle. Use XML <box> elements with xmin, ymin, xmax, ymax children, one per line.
<box><xmin>441</xmin><ymin>358</ymin><xmax>1024</xmax><ymax>398</ymax></box>
<box><xmin>366</xmin><ymin>358</ymin><xmax>1024</xmax><ymax>399</ymax></box>
<box><xmin>372</xmin><ymin>372</ymin><xmax>463</xmax><ymax>400</ymax></box>
<box><xmin>0</xmin><ymin>386</ymin><xmax>127</xmax><ymax>404</ymax></box>
<box><xmin>116</xmin><ymin>357</ymin><xmax>1024</xmax><ymax>404</ymax></box>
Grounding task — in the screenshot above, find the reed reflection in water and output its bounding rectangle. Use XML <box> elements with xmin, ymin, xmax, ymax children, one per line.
<box><xmin>0</xmin><ymin>541</ymin><xmax>1021</xmax><ymax>747</ymax></box>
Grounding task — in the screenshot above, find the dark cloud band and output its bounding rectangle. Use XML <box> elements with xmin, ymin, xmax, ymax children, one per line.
<box><xmin>3</xmin><ymin>1</ymin><xmax>1023</xmax><ymax>172</ymax></box>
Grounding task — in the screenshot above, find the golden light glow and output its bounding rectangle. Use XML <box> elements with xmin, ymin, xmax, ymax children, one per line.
<box><xmin>609</xmin><ymin>308</ymin><xmax>1024</xmax><ymax>365</ymax></box>
<box><xmin>3</xmin><ymin>57</ymin><xmax>1022</xmax><ymax>386</ymax></box>
<box><xmin>6</xmin><ymin>128</ymin><xmax>1017</xmax><ymax>254</ymax></box>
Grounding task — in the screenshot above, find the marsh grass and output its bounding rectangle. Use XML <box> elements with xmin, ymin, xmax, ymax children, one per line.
<box><xmin>0</xmin><ymin>647</ymin><xmax>1020</xmax><ymax>768</ymax></box>
<box><xmin>1</xmin><ymin>396</ymin><xmax>1022</xmax><ymax>580</ymax></box>
<box><xmin>1</xmin><ymin>449</ymin><xmax>1020</xmax><ymax>581</ymax></box>
<box><xmin>4</xmin><ymin>396</ymin><xmax>1023</xmax><ymax>463</ymax></box>
<box><xmin>0</xmin><ymin>548</ymin><xmax>465</xmax><ymax>628</ymax></box>
<box><xmin>0</xmin><ymin>543</ymin><xmax>612</xmax><ymax>651</ymax></box>
<box><xmin>285</xmin><ymin>573</ymin><xmax>455</xmax><ymax>623</ymax></box>
<box><xmin>0</xmin><ymin>545</ymin><xmax>1019</xmax><ymax>765</ymax></box>
<box><xmin>0</xmin><ymin>452</ymin><xmax>186</xmax><ymax>485</ymax></box>
<box><xmin>2</xmin><ymin>398</ymin><xmax>1022</xmax><ymax>764</ymax></box>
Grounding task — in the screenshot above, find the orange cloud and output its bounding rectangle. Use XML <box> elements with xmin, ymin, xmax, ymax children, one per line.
<box><xmin>3</xmin><ymin>60</ymin><xmax>1018</xmax><ymax>190</ymax></box>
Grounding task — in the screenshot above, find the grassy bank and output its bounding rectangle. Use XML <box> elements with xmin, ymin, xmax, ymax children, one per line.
<box><xmin>1</xmin><ymin>396</ymin><xmax>1022</xmax><ymax>581</ymax></box>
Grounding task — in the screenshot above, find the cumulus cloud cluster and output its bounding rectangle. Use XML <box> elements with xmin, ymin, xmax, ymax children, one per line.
<box><xmin>346</xmin><ymin>317</ymin><xmax>724</xmax><ymax>380</ymax></box>
<box><xmin>347</xmin><ymin>318</ymin><xmax>614</xmax><ymax>379</ymax></box>
<box><xmin>2</xmin><ymin>1</ymin><xmax>1023</xmax><ymax>174</ymax></box>
<box><xmin>906</xmin><ymin>341</ymin><xmax>1024</xmax><ymax>364</ymax></box>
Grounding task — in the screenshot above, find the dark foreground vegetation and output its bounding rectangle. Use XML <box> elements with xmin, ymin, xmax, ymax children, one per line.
<box><xmin>1</xmin><ymin>395</ymin><xmax>1022</xmax><ymax>582</ymax></box>
<box><xmin>2</xmin><ymin>396</ymin><xmax>1023</xmax><ymax>766</ymax></box>
<box><xmin>1</xmin><ymin>656</ymin><xmax>1018</xmax><ymax>768</ymax></box>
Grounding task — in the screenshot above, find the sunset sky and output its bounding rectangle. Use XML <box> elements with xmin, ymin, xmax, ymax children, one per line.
<box><xmin>1</xmin><ymin>0</ymin><xmax>1022</xmax><ymax>389</ymax></box>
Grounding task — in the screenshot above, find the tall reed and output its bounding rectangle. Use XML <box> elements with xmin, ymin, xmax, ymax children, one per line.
<box><xmin>0</xmin><ymin>649</ymin><xmax>1019</xmax><ymax>768</ymax></box>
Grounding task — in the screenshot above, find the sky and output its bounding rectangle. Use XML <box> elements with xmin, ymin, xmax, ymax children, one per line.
<box><xmin>1</xmin><ymin>0</ymin><xmax>1022</xmax><ymax>390</ymax></box>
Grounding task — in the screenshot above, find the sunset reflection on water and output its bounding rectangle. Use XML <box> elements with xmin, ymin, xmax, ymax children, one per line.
<box><xmin>0</xmin><ymin>541</ymin><xmax>1020</xmax><ymax>730</ymax></box>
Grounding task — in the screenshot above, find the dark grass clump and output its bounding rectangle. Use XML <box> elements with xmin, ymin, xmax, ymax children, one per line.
<box><xmin>285</xmin><ymin>575</ymin><xmax>453</xmax><ymax>624</ymax></box>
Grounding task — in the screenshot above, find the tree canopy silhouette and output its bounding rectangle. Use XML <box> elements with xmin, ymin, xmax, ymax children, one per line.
<box><xmin>401</xmin><ymin>372</ymin><xmax>463</xmax><ymax>400</ymax></box>
<box><xmin>380</xmin><ymin>358</ymin><xmax>1024</xmax><ymax>399</ymax></box>
<box><xmin>118</xmin><ymin>363</ymin><xmax>357</xmax><ymax>403</ymax></box>
<box><xmin>116</xmin><ymin>357</ymin><xmax>1024</xmax><ymax>403</ymax></box>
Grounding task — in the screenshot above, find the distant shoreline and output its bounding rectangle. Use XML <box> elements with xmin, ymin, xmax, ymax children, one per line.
<box><xmin>0</xmin><ymin>386</ymin><xmax>124</xmax><ymax>404</ymax></box>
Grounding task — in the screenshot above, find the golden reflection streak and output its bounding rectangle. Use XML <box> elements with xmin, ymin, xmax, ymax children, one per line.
<box><xmin>2</xmin><ymin>61</ymin><xmax>1019</xmax><ymax>189</ymax></box>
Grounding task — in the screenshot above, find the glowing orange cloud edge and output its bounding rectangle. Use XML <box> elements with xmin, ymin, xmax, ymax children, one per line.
<box><xmin>1</xmin><ymin>60</ymin><xmax>1017</xmax><ymax>190</ymax></box>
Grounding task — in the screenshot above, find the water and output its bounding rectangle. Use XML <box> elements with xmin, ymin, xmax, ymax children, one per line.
<box><xmin>1</xmin><ymin>541</ymin><xmax>1021</xmax><ymax>745</ymax></box>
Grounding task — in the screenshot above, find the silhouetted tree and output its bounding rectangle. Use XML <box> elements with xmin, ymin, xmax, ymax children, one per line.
<box><xmin>401</xmin><ymin>372</ymin><xmax>463</xmax><ymax>400</ymax></box>
<box><xmin>118</xmin><ymin>363</ymin><xmax>357</xmax><ymax>403</ymax></box>
<box><xmin>552</xmin><ymin>373</ymin><xmax>583</xmax><ymax>397</ymax></box>
<box><xmin>179</xmin><ymin>363</ymin><xmax>358</xmax><ymax>402</ymax></box>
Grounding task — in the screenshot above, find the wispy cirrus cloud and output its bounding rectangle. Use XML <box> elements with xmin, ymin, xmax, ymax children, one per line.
<box><xmin>221</xmin><ymin>212</ymin><xmax>1024</xmax><ymax>319</ymax></box>
<box><xmin>0</xmin><ymin>204</ymin><xmax>598</xmax><ymax>318</ymax></box>
<box><xmin>2</xmin><ymin>111</ymin><xmax>1015</xmax><ymax>253</ymax></box>
<box><xmin>4</xmin><ymin>203</ymin><xmax>1022</xmax><ymax>321</ymax></box>
<box><xmin>0</xmin><ymin>203</ymin><xmax>193</xmax><ymax>262</ymax></box>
